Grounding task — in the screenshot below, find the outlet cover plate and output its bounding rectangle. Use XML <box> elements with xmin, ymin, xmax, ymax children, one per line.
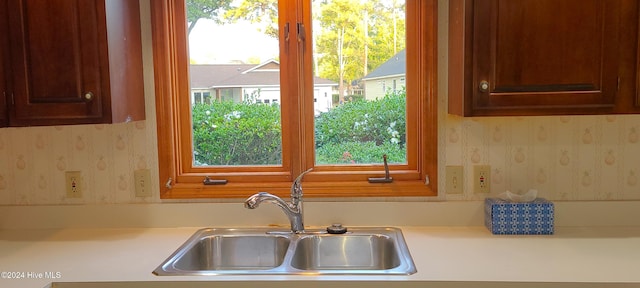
<box><xmin>473</xmin><ymin>165</ymin><xmax>491</xmax><ymax>193</ymax></box>
<box><xmin>65</xmin><ymin>171</ymin><xmax>82</xmax><ymax>198</ymax></box>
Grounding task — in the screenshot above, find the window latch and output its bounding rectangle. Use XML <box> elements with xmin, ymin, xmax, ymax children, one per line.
<box><xmin>368</xmin><ymin>154</ymin><xmax>393</xmax><ymax>183</ymax></box>
<box><xmin>297</xmin><ymin>23</ymin><xmax>305</xmax><ymax>42</ymax></box>
<box><xmin>203</xmin><ymin>176</ymin><xmax>228</xmax><ymax>185</ymax></box>
<box><xmin>284</xmin><ymin>22</ymin><xmax>290</xmax><ymax>42</ymax></box>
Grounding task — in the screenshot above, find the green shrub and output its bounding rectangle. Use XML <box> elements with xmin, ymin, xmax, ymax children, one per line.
<box><xmin>315</xmin><ymin>141</ymin><xmax>406</xmax><ymax>164</ymax></box>
<box><xmin>315</xmin><ymin>91</ymin><xmax>406</xmax><ymax>148</ymax></box>
<box><xmin>192</xmin><ymin>102</ymin><xmax>282</xmax><ymax>166</ymax></box>
<box><xmin>191</xmin><ymin>90</ymin><xmax>406</xmax><ymax>166</ymax></box>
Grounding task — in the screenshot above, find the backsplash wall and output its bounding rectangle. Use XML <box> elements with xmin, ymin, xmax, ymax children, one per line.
<box><xmin>0</xmin><ymin>113</ymin><xmax>639</xmax><ymax>205</ymax></box>
<box><xmin>442</xmin><ymin>115</ymin><xmax>640</xmax><ymax>201</ymax></box>
<box><xmin>0</xmin><ymin>122</ymin><xmax>158</xmax><ymax>205</ymax></box>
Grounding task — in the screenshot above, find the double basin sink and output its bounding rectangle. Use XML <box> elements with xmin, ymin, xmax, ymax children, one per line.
<box><xmin>153</xmin><ymin>227</ymin><xmax>416</xmax><ymax>275</ymax></box>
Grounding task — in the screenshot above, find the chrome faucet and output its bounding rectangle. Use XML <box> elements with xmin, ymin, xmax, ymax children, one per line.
<box><xmin>244</xmin><ymin>168</ymin><xmax>313</xmax><ymax>233</ymax></box>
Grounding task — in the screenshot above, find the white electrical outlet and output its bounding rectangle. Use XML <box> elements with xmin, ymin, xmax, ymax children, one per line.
<box><xmin>134</xmin><ymin>169</ymin><xmax>152</xmax><ymax>197</ymax></box>
<box><xmin>473</xmin><ymin>165</ymin><xmax>491</xmax><ymax>193</ymax></box>
<box><xmin>65</xmin><ymin>171</ymin><xmax>82</xmax><ymax>198</ymax></box>
<box><xmin>445</xmin><ymin>166</ymin><xmax>463</xmax><ymax>194</ymax></box>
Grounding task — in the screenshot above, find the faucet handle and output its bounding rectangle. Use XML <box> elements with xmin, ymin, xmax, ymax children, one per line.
<box><xmin>291</xmin><ymin>168</ymin><xmax>313</xmax><ymax>199</ymax></box>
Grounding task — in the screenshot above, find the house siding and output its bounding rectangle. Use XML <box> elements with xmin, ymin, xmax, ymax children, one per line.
<box><xmin>363</xmin><ymin>75</ymin><xmax>406</xmax><ymax>100</ymax></box>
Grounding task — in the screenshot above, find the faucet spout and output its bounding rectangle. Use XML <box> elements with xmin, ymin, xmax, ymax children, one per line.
<box><xmin>244</xmin><ymin>192</ymin><xmax>303</xmax><ymax>232</ymax></box>
<box><xmin>244</xmin><ymin>169</ymin><xmax>313</xmax><ymax>233</ymax></box>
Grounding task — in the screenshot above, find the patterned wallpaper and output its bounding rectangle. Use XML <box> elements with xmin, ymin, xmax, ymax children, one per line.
<box><xmin>0</xmin><ymin>113</ymin><xmax>638</xmax><ymax>205</ymax></box>
<box><xmin>0</xmin><ymin>122</ymin><xmax>158</xmax><ymax>205</ymax></box>
<box><xmin>442</xmin><ymin>115</ymin><xmax>640</xmax><ymax>201</ymax></box>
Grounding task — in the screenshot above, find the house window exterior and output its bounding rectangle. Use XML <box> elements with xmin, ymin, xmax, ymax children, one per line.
<box><xmin>190</xmin><ymin>62</ymin><xmax>336</xmax><ymax>113</ymax></box>
<box><xmin>191</xmin><ymin>91</ymin><xmax>213</xmax><ymax>105</ymax></box>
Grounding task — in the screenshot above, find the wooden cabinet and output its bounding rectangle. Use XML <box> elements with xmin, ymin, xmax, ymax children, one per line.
<box><xmin>449</xmin><ymin>0</ymin><xmax>640</xmax><ymax>116</ymax></box>
<box><xmin>1</xmin><ymin>0</ymin><xmax>145</xmax><ymax>126</ymax></box>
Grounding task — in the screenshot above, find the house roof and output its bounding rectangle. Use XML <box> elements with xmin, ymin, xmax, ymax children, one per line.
<box><xmin>362</xmin><ymin>49</ymin><xmax>406</xmax><ymax>81</ymax></box>
<box><xmin>190</xmin><ymin>60</ymin><xmax>337</xmax><ymax>89</ymax></box>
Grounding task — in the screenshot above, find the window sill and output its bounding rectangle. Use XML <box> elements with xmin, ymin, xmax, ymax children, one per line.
<box><xmin>160</xmin><ymin>180</ymin><xmax>436</xmax><ymax>199</ymax></box>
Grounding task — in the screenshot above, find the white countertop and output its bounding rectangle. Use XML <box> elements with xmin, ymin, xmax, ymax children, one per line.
<box><xmin>2</xmin><ymin>201</ymin><xmax>640</xmax><ymax>287</ymax></box>
<box><xmin>1</xmin><ymin>226</ymin><xmax>640</xmax><ymax>288</ymax></box>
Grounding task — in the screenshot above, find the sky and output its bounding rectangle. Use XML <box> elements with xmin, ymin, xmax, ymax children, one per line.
<box><xmin>188</xmin><ymin>19</ymin><xmax>280</xmax><ymax>64</ymax></box>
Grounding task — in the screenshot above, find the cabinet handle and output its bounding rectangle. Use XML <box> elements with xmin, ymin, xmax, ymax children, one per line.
<box><xmin>479</xmin><ymin>81</ymin><xmax>490</xmax><ymax>92</ymax></box>
<box><xmin>84</xmin><ymin>92</ymin><xmax>94</xmax><ymax>101</ymax></box>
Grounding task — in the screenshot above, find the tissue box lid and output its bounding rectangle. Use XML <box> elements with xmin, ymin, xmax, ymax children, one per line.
<box><xmin>486</xmin><ymin>197</ymin><xmax>553</xmax><ymax>206</ymax></box>
<box><xmin>484</xmin><ymin>197</ymin><xmax>554</xmax><ymax>235</ymax></box>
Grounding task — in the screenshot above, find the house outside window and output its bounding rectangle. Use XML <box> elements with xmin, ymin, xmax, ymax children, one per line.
<box><xmin>190</xmin><ymin>61</ymin><xmax>335</xmax><ymax>113</ymax></box>
<box><xmin>191</xmin><ymin>91</ymin><xmax>213</xmax><ymax>105</ymax></box>
<box><xmin>193</xmin><ymin>92</ymin><xmax>202</xmax><ymax>104</ymax></box>
<box><xmin>363</xmin><ymin>49</ymin><xmax>407</xmax><ymax>100</ymax></box>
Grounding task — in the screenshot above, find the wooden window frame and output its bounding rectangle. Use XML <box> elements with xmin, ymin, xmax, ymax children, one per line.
<box><xmin>150</xmin><ymin>0</ymin><xmax>438</xmax><ymax>199</ymax></box>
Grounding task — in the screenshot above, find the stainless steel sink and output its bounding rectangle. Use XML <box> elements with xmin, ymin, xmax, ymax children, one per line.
<box><xmin>290</xmin><ymin>234</ymin><xmax>400</xmax><ymax>271</ymax></box>
<box><xmin>153</xmin><ymin>227</ymin><xmax>416</xmax><ymax>275</ymax></box>
<box><xmin>172</xmin><ymin>234</ymin><xmax>290</xmax><ymax>271</ymax></box>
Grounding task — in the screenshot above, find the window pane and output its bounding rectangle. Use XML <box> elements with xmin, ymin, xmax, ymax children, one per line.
<box><xmin>312</xmin><ymin>0</ymin><xmax>407</xmax><ymax>165</ymax></box>
<box><xmin>187</xmin><ymin>0</ymin><xmax>282</xmax><ymax>167</ymax></box>
<box><xmin>193</xmin><ymin>92</ymin><xmax>202</xmax><ymax>104</ymax></box>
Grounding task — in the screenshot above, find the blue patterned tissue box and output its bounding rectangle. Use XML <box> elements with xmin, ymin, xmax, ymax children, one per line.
<box><xmin>484</xmin><ymin>198</ymin><xmax>554</xmax><ymax>235</ymax></box>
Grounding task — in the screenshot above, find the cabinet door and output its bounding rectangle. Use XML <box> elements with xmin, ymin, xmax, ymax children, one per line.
<box><xmin>461</xmin><ymin>0</ymin><xmax>622</xmax><ymax>115</ymax></box>
<box><xmin>0</xmin><ymin>0</ymin><xmax>7</xmax><ymax>126</ymax></box>
<box><xmin>637</xmin><ymin>8</ymin><xmax>640</xmax><ymax>108</ymax></box>
<box><xmin>7</xmin><ymin>0</ymin><xmax>108</xmax><ymax>125</ymax></box>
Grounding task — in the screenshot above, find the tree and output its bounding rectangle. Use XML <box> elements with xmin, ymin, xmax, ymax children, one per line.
<box><xmin>316</xmin><ymin>0</ymin><xmax>366</xmax><ymax>103</ymax></box>
<box><xmin>186</xmin><ymin>0</ymin><xmax>232</xmax><ymax>35</ymax></box>
<box><xmin>224</xmin><ymin>0</ymin><xmax>279</xmax><ymax>39</ymax></box>
<box><xmin>366</xmin><ymin>0</ymin><xmax>406</xmax><ymax>70</ymax></box>
<box><xmin>314</xmin><ymin>0</ymin><xmax>406</xmax><ymax>103</ymax></box>
<box><xmin>186</xmin><ymin>0</ymin><xmax>406</xmax><ymax>101</ymax></box>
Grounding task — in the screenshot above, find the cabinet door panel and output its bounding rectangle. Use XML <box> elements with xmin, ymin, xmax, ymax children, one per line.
<box><xmin>474</xmin><ymin>0</ymin><xmax>620</xmax><ymax>112</ymax></box>
<box><xmin>7</xmin><ymin>0</ymin><xmax>106</xmax><ymax>124</ymax></box>
<box><xmin>0</xmin><ymin>53</ymin><xmax>6</xmax><ymax>127</ymax></box>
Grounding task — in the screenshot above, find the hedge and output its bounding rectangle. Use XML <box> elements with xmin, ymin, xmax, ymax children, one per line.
<box><xmin>192</xmin><ymin>90</ymin><xmax>406</xmax><ymax>166</ymax></box>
